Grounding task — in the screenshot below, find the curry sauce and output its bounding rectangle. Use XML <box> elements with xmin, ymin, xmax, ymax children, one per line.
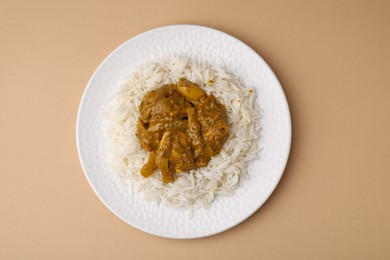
<box><xmin>137</xmin><ymin>78</ymin><xmax>229</xmax><ymax>183</ymax></box>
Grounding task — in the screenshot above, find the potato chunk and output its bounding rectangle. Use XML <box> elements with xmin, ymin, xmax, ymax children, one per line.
<box><xmin>177</xmin><ymin>78</ymin><xmax>205</xmax><ymax>101</ymax></box>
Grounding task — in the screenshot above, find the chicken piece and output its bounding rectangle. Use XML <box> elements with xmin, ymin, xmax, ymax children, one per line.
<box><xmin>139</xmin><ymin>84</ymin><xmax>190</xmax><ymax>122</ymax></box>
<box><xmin>195</xmin><ymin>94</ymin><xmax>229</xmax><ymax>156</ymax></box>
<box><xmin>155</xmin><ymin>131</ymin><xmax>175</xmax><ymax>183</ymax></box>
<box><xmin>155</xmin><ymin>157</ymin><xmax>173</xmax><ymax>183</ymax></box>
<box><xmin>169</xmin><ymin>131</ymin><xmax>196</xmax><ymax>171</ymax></box>
<box><xmin>187</xmin><ymin>107</ymin><xmax>208</xmax><ymax>166</ymax></box>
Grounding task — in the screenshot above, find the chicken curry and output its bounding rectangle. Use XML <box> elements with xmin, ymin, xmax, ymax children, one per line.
<box><xmin>136</xmin><ymin>78</ymin><xmax>229</xmax><ymax>183</ymax></box>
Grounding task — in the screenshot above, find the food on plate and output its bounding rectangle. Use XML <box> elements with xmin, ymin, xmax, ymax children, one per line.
<box><xmin>137</xmin><ymin>78</ymin><xmax>229</xmax><ymax>183</ymax></box>
<box><xmin>106</xmin><ymin>57</ymin><xmax>261</xmax><ymax>210</ymax></box>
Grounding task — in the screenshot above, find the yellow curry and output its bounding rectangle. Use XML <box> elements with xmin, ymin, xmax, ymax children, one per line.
<box><xmin>137</xmin><ymin>78</ymin><xmax>229</xmax><ymax>183</ymax></box>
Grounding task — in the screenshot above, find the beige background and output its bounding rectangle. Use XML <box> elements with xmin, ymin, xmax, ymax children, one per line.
<box><xmin>1</xmin><ymin>0</ymin><xmax>389</xmax><ymax>259</ymax></box>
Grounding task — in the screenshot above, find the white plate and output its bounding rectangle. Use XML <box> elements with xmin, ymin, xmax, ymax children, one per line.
<box><xmin>76</xmin><ymin>25</ymin><xmax>291</xmax><ymax>239</ymax></box>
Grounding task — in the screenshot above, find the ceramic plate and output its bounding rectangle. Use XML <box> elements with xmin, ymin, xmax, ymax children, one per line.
<box><xmin>76</xmin><ymin>25</ymin><xmax>291</xmax><ymax>239</ymax></box>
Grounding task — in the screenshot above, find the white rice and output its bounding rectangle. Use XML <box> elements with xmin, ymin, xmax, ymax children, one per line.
<box><xmin>105</xmin><ymin>56</ymin><xmax>261</xmax><ymax>211</ymax></box>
